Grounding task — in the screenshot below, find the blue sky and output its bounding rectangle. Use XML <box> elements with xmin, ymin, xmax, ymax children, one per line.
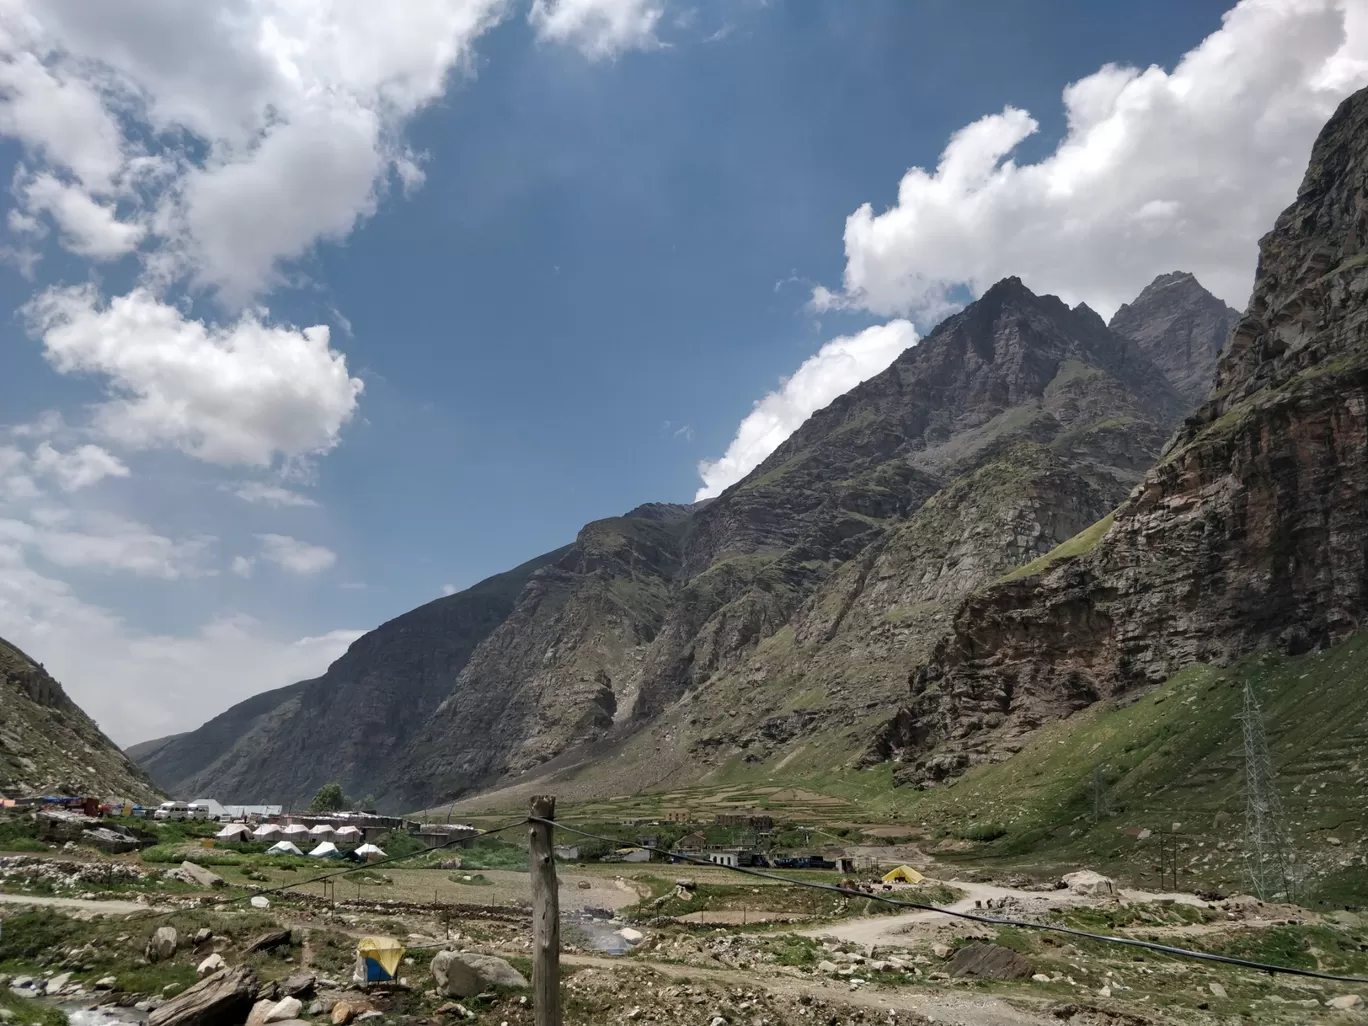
<box><xmin>0</xmin><ymin>0</ymin><xmax>1363</xmax><ymax>744</ymax></box>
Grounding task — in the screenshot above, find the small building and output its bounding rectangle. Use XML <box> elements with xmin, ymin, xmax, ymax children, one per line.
<box><xmin>676</xmin><ymin>831</ymin><xmax>708</xmax><ymax>851</ymax></box>
<box><xmin>663</xmin><ymin>809</ymin><xmax>691</xmax><ymax>823</ymax></box>
<box><xmin>636</xmin><ymin>834</ymin><xmax>660</xmax><ymax>849</ymax></box>
<box><xmin>713</xmin><ymin>812</ymin><xmax>773</xmax><ymax>830</ymax></box>
<box><xmin>706</xmin><ymin>851</ymin><xmax>739</xmax><ymax>868</ymax></box>
<box><xmin>416</xmin><ymin>823</ymin><xmax>479</xmax><ymax>850</ymax></box>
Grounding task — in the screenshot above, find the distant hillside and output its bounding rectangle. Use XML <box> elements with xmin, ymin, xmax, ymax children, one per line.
<box><xmin>134</xmin><ymin>546</ymin><xmax>570</xmax><ymax>807</ymax></box>
<box><xmin>0</xmin><ymin>637</ymin><xmax>162</xmax><ymax>803</ymax></box>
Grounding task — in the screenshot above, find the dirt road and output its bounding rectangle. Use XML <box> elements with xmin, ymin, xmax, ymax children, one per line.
<box><xmin>562</xmin><ymin>952</ymin><xmax>1054</xmax><ymax>1026</ymax></box>
<box><xmin>802</xmin><ymin>878</ymin><xmax>1208</xmax><ymax>948</ymax></box>
<box><xmin>0</xmin><ymin>891</ymin><xmax>147</xmax><ymax>915</ymax></box>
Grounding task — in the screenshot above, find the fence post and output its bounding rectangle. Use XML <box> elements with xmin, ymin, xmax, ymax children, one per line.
<box><xmin>529</xmin><ymin>795</ymin><xmax>561</xmax><ymax>1026</ymax></box>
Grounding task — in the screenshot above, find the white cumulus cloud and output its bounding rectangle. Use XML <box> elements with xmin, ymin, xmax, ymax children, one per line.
<box><xmin>256</xmin><ymin>533</ymin><xmax>337</xmax><ymax>575</ymax></box>
<box><xmin>814</xmin><ymin>0</ymin><xmax>1368</xmax><ymax>321</ymax></box>
<box><xmin>0</xmin><ymin>510</ymin><xmax>212</xmax><ymax>580</ymax></box>
<box><xmin>696</xmin><ymin>320</ymin><xmax>918</xmax><ymax>500</ymax></box>
<box><xmin>30</xmin><ymin>442</ymin><xmax>129</xmax><ymax>491</ymax></box>
<box><xmin>530</xmin><ymin>0</ymin><xmax>664</xmax><ymax>60</ymax></box>
<box><xmin>0</xmin><ymin>0</ymin><xmax>512</xmax><ymax>301</ymax></box>
<box><xmin>26</xmin><ymin>286</ymin><xmax>363</xmax><ymax>467</ymax></box>
<box><xmin>231</xmin><ymin>482</ymin><xmax>319</xmax><ymax>508</ymax></box>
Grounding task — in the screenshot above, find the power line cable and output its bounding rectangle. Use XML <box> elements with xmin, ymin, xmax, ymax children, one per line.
<box><xmin>535</xmin><ymin>817</ymin><xmax>1368</xmax><ymax>985</ymax></box>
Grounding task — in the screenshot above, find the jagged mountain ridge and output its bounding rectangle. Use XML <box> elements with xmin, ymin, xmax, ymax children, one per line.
<box><xmin>876</xmin><ymin>84</ymin><xmax>1368</xmax><ymax>788</ymax></box>
<box><xmin>0</xmin><ymin>637</ymin><xmax>161</xmax><ymax>802</ymax></box>
<box><xmin>131</xmin><ymin>277</ymin><xmax>1239</xmax><ymax>808</ymax></box>
<box><xmin>1109</xmin><ymin>271</ymin><xmax>1241</xmax><ymax>406</ymax></box>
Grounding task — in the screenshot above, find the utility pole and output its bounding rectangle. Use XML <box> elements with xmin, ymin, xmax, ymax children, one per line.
<box><xmin>529</xmin><ymin>795</ymin><xmax>561</xmax><ymax>1026</ymax></box>
<box><xmin>1240</xmin><ymin>680</ymin><xmax>1297</xmax><ymax>902</ymax></box>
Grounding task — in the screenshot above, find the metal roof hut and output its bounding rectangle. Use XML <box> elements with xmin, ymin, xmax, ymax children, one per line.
<box><xmin>353</xmin><ymin>936</ymin><xmax>406</xmax><ymax>987</ymax></box>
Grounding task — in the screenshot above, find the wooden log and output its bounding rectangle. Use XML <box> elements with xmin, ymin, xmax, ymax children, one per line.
<box><xmin>529</xmin><ymin>795</ymin><xmax>561</xmax><ymax>1026</ymax></box>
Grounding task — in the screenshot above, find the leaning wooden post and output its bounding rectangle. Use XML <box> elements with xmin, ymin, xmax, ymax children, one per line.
<box><xmin>529</xmin><ymin>795</ymin><xmax>561</xmax><ymax>1026</ymax></box>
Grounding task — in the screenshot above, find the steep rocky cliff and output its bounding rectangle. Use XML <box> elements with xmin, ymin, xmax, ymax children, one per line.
<box><xmin>878</xmin><ymin>85</ymin><xmax>1368</xmax><ymax>788</ymax></box>
<box><xmin>136</xmin><ymin>545</ymin><xmax>569</xmax><ymax>806</ymax></box>
<box><xmin>0</xmin><ymin>637</ymin><xmax>161</xmax><ymax>802</ymax></box>
<box><xmin>1109</xmin><ymin>271</ymin><xmax>1241</xmax><ymax>406</ymax></box>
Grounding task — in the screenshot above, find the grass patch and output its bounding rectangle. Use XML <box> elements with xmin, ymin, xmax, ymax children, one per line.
<box><xmin>0</xmin><ymin>989</ymin><xmax>67</xmax><ymax>1026</ymax></box>
<box><xmin>999</xmin><ymin>512</ymin><xmax>1115</xmax><ymax>582</ymax></box>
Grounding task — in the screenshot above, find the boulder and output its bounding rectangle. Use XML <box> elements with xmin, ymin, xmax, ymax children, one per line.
<box><xmin>245</xmin><ymin>930</ymin><xmax>291</xmax><ymax>953</ymax></box>
<box><xmin>148</xmin><ymin>967</ymin><xmax>259</xmax><ymax>1026</ymax></box>
<box><xmin>430</xmin><ymin>951</ymin><xmax>529</xmax><ymax>998</ymax></box>
<box><xmin>931</xmin><ymin>943</ymin><xmax>952</xmax><ymax>959</ymax></box>
<box><xmin>245</xmin><ymin>1000</ymin><xmax>273</xmax><ymax>1026</ymax></box>
<box><xmin>193</xmin><ymin>929</ymin><xmax>213</xmax><ymax>946</ymax></box>
<box><xmin>250</xmin><ymin>896</ymin><xmax>271</xmax><ymax>910</ymax></box>
<box><xmin>45</xmin><ymin>972</ymin><xmax>72</xmax><ymax>994</ymax></box>
<box><xmin>94</xmin><ymin>977</ymin><xmax>118</xmax><ymax>990</ymax></box>
<box><xmin>330</xmin><ymin>1002</ymin><xmax>354</xmax><ymax>1025</ymax></box>
<box><xmin>1208</xmin><ymin>982</ymin><xmax>1228</xmax><ymax>999</ymax></box>
<box><xmin>948</xmin><ymin>944</ymin><xmax>1034</xmax><ymax>981</ymax></box>
<box><xmin>263</xmin><ymin>997</ymin><xmax>302</xmax><ymax>1023</ymax></box>
<box><xmin>197</xmin><ymin>955</ymin><xmax>227</xmax><ymax>977</ymax></box>
<box><xmin>617</xmin><ymin>928</ymin><xmax>644</xmax><ymax>945</ymax></box>
<box><xmin>178</xmin><ymin>862</ymin><xmax>226</xmax><ymax>889</ymax></box>
<box><xmin>1329</xmin><ymin>995</ymin><xmax>1362</xmax><ymax>1010</ymax></box>
<box><xmin>1061</xmin><ymin>870</ymin><xmax>1116</xmax><ymax>897</ymax></box>
<box><xmin>146</xmin><ymin>927</ymin><xmax>180</xmax><ymax>963</ymax></box>
<box><xmin>281</xmin><ymin>974</ymin><xmax>316</xmax><ymax>998</ymax></box>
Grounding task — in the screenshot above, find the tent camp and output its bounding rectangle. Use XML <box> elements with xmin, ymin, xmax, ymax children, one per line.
<box><xmin>354</xmin><ymin>843</ymin><xmax>386</xmax><ymax>861</ymax></box>
<box><xmin>882</xmin><ymin>865</ymin><xmax>924</xmax><ymax>884</ymax></box>
<box><xmin>335</xmin><ymin>825</ymin><xmax>363</xmax><ymax>843</ymax></box>
<box><xmin>353</xmin><ymin>936</ymin><xmax>406</xmax><ymax>987</ymax></box>
<box><xmin>309</xmin><ymin>824</ymin><xmax>336</xmax><ymax>841</ymax></box>
<box><xmin>215</xmin><ymin>823</ymin><xmax>251</xmax><ymax>841</ymax></box>
<box><xmin>280</xmin><ymin>824</ymin><xmax>310</xmax><ymax>842</ymax></box>
<box><xmin>252</xmin><ymin>824</ymin><xmax>281</xmax><ymax>841</ymax></box>
<box><xmin>266</xmin><ymin>841</ymin><xmax>303</xmax><ymax>856</ymax></box>
<box><xmin>308</xmin><ymin>841</ymin><xmax>341</xmax><ymax>858</ymax></box>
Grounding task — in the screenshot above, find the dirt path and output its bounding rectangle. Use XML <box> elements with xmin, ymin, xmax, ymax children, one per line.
<box><xmin>562</xmin><ymin>952</ymin><xmax>1053</xmax><ymax>1025</ymax></box>
<box><xmin>802</xmin><ymin>878</ymin><xmax>1209</xmax><ymax>948</ymax></box>
<box><xmin>0</xmin><ymin>891</ymin><xmax>147</xmax><ymax>915</ymax></box>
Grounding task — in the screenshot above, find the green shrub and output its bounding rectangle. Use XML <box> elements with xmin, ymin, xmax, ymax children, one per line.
<box><xmin>954</xmin><ymin>822</ymin><xmax>1008</xmax><ymax>842</ymax></box>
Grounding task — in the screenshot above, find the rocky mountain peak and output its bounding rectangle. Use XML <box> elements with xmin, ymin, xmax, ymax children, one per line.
<box><xmin>1108</xmin><ymin>270</ymin><xmax>1240</xmax><ymax>406</ymax></box>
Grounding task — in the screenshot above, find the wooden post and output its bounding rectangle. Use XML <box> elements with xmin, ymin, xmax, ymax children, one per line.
<box><xmin>529</xmin><ymin>795</ymin><xmax>561</xmax><ymax>1026</ymax></box>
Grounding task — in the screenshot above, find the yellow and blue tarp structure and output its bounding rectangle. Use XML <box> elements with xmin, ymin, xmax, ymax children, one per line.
<box><xmin>881</xmin><ymin>865</ymin><xmax>924</xmax><ymax>884</ymax></box>
<box><xmin>354</xmin><ymin>936</ymin><xmax>406</xmax><ymax>983</ymax></box>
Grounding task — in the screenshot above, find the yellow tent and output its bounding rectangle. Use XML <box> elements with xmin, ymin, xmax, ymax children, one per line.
<box><xmin>354</xmin><ymin>936</ymin><xmax>406</xmax><ymax>984</ymax></box>
<box><xmin>882</xmin><ymin>865</ymin><xmax>924</xmax><ymax>884</ymax></box>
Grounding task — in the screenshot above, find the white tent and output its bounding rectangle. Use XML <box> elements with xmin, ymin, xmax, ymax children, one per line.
<box><xmin>308</xmin><ymin>841</ymin><xmax>340</xmax><ymax>858</ymax></box>
<box><xmin>335</xmin><ymin>825</ymin><xmax>363</xmax><ymax>842</ymax></box>
<box><xmin>309</xmin><ymin>824</ymin><xmax>336</xmax><ymax>840</ymax></box>
<box><xmin>280</xmin><ymin>824</ymin><xmax>310</xmax><ymax>840</ymax></box>
<box><xmin>252</xmin><ymin>824</ymin><xmax>282</xmax><ymax>841</ymax></box>
<box><xmin>216</xmin><ymin>823</ymin><xmax>251</xmax><ymax>841</ymax></box>
<box><xmin>354</xmin><ymin>843</ymin><xmax>386</xmax><ymax>860</ymax></box>
<box><xmin>266</xmin><ymin>841</ymin><xmax>303</xmax><ymax>856</ymax></box>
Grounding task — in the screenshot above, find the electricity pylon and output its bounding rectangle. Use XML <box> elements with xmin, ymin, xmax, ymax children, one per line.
<box><xmin>1240</xmin><ymin>679</ymin><xmax>1297</xmax><ymax>902</ymax></box>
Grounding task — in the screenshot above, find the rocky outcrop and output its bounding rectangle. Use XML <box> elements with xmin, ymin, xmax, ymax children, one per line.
<box><xmin>376</xmin><ymin>509</ymin><xmax>691</xmax><ymax>809</ymax></box>
<box><xmin>879</xmin><ymin>85</ymin><xmax>1368</xmax><ymax>788</ymax></box>
<box><xmin>1110</xmin><ymin>271</ymin><xmax>1241</xmax><ymax>406</ymax></box>
<box><xmin>148</xmin><ymin>966</ymin><xmax>259</xmax><ymax>1026</ymax></box>
<box><xmin>0</xmin><ymin>636</ymin><xmax>161</xmax><ymax>802</ymax></box>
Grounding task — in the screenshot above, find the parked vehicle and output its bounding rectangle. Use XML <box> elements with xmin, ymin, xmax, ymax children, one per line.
<box><xmin>154</xmin><ymin>801</ymin><xmax>191</xmax><ymax>821</ymax></box>
<box><xmin>186</xmin><ymin>801</ymin><xmax>213</xmax><ymax>821</ymax></box>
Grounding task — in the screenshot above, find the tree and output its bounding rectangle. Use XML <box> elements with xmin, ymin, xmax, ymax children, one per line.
<box><xmin>309</xmin><ymin>782</ymin><xmax>347</xmax><ymax>813</ymax></box>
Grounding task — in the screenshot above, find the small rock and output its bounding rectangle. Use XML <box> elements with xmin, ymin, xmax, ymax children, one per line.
<box><xmin>332</xmin><ymin>1001</ymin><xmax>355</xmax><ymax>1025</ymax></box>
<box><xmin>94</xmin><ymin>977</ymin><xmax>118</xmax><ymax>990</ymax></box>
<box><xmin>282</xmin><ymin>974</ymin><xmax>315</xmax><ymax>998</ymax></box>
<box><xmin>617</xmin><ymin>928</ymin><xmax>644</xmax><ymax>945</ymax></box>
<box><xmin>1328</xmin><ymin>837</ymin><xmax>1343</xmax><ymax>847</ymax></box>
<box><xmin>193</xmin><ymin>929</ymin><xmax>212</xmax><ymax>945</ymax></box>
<box><xmin>308</xmin><ymin>1003</ymin><xmax>322</xmax><ymax>1016</ymax></box>
<box><xmin>932</xmin><ymin>944</ymin><xmax>952</xmax><ymax>959</ymax></box>
<box><xmin>576</xmin><ymin>880</ymin><xmax>591</xmax><ymax>889</ymax></box>
<box><xmin>356</xmin><ymin>1013</ymin><xmax>382</xmax><ymax>1022</ymax></box>
<box><xmin>135</xmin><ymin>1002</ymin><xmax>155</xmax><ymax>1012</ymax></box>
<box><xmin>1209</xmin><ymin>982</ymin><xmax>1228</xmax><ymax>999</ymax></box>
<box><xmin>709</xmin><ymin>1018</ymin><xmax>727</xmax><ymax>1026</ymax></box>
<box><xmin>1099</xmin><ymin>986</ymin><xmax>1112</xmax><ymax>998</ymax></box>
<box><xmin>250</xmin><ymin>896</ymin><xmax>271</xmax><ymax>910</ymax></box>
<box><xmin>817</xmin><ymin>961</ymin><xmax>838</xmax><ymax>974</ymax></box>
<box><xmin>0</xmin><ymin>1009</ymin><xmax>14</xmax><ymax>1023</ymax></box>
<box><xmin>46</xmin><ymin>972</ymin><xmax>72</xmax><ymax>994</ymax></box>
<box><xmin>197</xmin><ymin>954</ymin><xmax>227</xmax><ymax>976</ymax></box>
<box><xmin>264</xmin><ymin>997</ymin><xmax>302</xmax><ymax>1023</ymax></box>
<box><xmin>1032</xmin><ymin>974</ymin><xmax>1051</xmax><ymax>983</ymax></box>
<box><xmin>1328</xmin><ymin>995</ymin><xmax>1362</xmax><ymax>1010</ymax></box>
